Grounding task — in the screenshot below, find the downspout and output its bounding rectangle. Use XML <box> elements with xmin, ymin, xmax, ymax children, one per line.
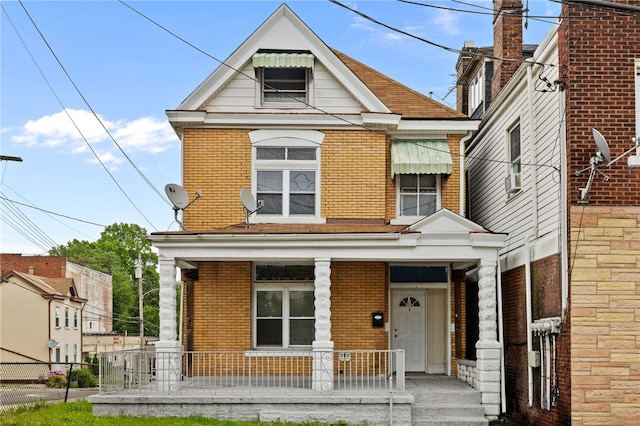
<box><xmin>460</xmin><ymin>132</ymin><xmax>473</xmax><ymax>217</ymax></box>
<box><xmin>526</xmin><ymin>62</ymin><xmax>540</xmax><ymax>407</ymax></box>
<box><xmin>559</xmin><ymin>90</ymin><xmax>569</xmax><ymax>322</ymax></box>
<box><xmin>497</xmin><ymin>260</ymin><xmax>507</xmax><ymax>413</ymax></box>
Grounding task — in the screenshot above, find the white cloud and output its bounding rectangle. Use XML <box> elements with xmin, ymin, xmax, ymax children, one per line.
<box><xmin>430</xmin><ymin>9</ymin><xmax>461</xmax><ymax>37</ymax></box>
<box><xmin>11</xmin><ymin>108</ymin><xmax>178</xmax><ymax>168</ymax></box>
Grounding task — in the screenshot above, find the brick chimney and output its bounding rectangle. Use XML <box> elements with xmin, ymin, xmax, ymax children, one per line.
<box><xmin>492</xmin><ymin>0</ymin><xmax>523</xmax><ymax>101</ymax></box>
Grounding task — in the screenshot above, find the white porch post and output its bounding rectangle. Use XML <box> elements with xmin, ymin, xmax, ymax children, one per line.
<box><xmin>155</xmin><ymin>256</ymin><xmax>181</xmax><ymax>392</ymax></box>
<box><xmin>312</xmin><ymin>257</ymin><xmax>334</xmax><ymax>391</ymax></box>
<box><xmin>476</xmin><ymin>259</ymin><xmax>501</xmax><ymax>417</ymax></box>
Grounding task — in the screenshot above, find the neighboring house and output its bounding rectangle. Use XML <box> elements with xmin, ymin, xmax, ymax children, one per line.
<box><xmin>459</xmin><ymin>0</ymin><xmax>639</xmax><ymax>425</ymax></box>
<box><xmin>92</xmin><ymin>4</ymin><xmax>508</xmax><ymax>424</ymax></box>
<box><xmin>0</xmin><ymin>270</ymin><xmax>87</xmax><ymax>378</ymax></box>
<box><xmin>0</xmin><ymin>254</ymin><xmax>113</xmax><ymax>334</ymax></box>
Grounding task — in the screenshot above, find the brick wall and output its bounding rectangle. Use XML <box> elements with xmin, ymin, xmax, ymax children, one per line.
<box><xmin>570</xmin><ymin>206</ymin><xmax>640</xmax><ymax>426</ymax></box>
<box><xmin>491</xmin><ymin>0</ymin><xmax>523</xmax><ymax>102</ymax></box>
<box><xmin>0</xmin><ymin>254</ymin><xmax>66</xmax><ymax>277</ymax></box>
<box><xmin>501</xmin><ymin>255</ymin><xmax>570</xmax><ymax>425</ymax></box>
<box><xmin>183</xmin><ymin>128</ymin><xmax>465</xmax><ymax>228</ymax></box>
<box><xmin>559</xmin><ymin>1</ymin><xmax>640</xmax><ymax>205</ymax></box>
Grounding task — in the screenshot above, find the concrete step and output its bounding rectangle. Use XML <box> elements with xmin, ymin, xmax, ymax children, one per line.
<box><xmin>412</xmin><ymin>403</ymin><xmax>486</xmax><ymax>418</ymax></box>
<box><xmin>411</xmin><ymin>389</ymin><xmax>482</xmax><ymax>404</ymax></box>
<box><xmin>412</xmin><ymin>416</ymin><xmax>489</xmax><ymax>426</ymax></box>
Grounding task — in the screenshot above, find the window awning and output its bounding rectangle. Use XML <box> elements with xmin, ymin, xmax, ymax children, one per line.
<box><xmin>390</xmin><ymin>140</ymin><xmax>453</xmax><ymax>177</ymax></box>
<box><xmin>252</xmin><ymin>53</ymin><xmax>315</xmax><ymax>68</ymax></box>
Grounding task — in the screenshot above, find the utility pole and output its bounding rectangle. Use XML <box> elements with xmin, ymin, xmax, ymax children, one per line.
<box><xmin>136</xmin><ymin>253</ymin><xmax>144</xmax><ymax>350</ymax></box>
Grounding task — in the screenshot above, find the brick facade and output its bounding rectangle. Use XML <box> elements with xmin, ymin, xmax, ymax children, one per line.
<box><xmin>501</xmin><ymin>256</ymin><xmax>571</xmax><ymax>425</ymax></box>
<box><xmin>182</xmin><ymin>128</ymin><xmax>465</xmax><ymax>227</ymax></box>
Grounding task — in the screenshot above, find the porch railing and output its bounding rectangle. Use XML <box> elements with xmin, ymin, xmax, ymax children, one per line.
<box><xmin>98</xmin><ymin>349</ymin><xmax>405</xmax><ymax>395</ymax></box>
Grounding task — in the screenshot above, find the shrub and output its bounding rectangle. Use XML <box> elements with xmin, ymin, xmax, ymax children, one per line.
<box><xmin>68</xmin><ymin>369</ymin><xmax>98</xmax><ymax>388</ymax></box>
<box><xmin>45</xmin><ymin>370</ymin><xmax>67</xmax><ymax>388</ymax></box>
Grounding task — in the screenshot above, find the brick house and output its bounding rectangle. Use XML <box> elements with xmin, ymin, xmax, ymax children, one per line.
<box><xmin>458</xmin><ymin>0</ymin><xmax>640</xmax><ymax>424</ymax></box>
<box><xmin>89</xmin><ymin>4</ymin><xmax>509</xmax><ymax>424</ymax></box>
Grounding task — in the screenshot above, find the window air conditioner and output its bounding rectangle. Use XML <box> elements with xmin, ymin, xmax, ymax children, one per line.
<box><xmin>505</xmin><ymin>173</ymin><xmax>521</xmax><ymax>194</ymax></box>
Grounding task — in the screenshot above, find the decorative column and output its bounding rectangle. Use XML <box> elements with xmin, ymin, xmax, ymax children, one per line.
<box><xmin>312</xmin><ymin>258</ymin><xmax>334</xmax><ymax>391</ymax></box>
<box><xmin>476</xmin><ymin>259</ymin><xmax>501</xmax><ymax>417</ymax></box>
<box><xmin>155</xmin><ymin>256</ymin><xmax>181</xmax><ymax>392</ymax></box>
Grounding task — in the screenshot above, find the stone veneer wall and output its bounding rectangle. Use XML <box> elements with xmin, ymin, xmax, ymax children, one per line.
<box><xmin>570</xmin><ymin>206</ymin><xmax>640</xmax><ymax>426</ymax></box>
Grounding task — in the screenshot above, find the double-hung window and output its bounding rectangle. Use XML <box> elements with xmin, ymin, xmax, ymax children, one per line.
<box><xmin>506</xmin><ymin>122</ymin><xmax>522</xmax><ymax>194</ymax></box>
<box><xmin>256</xmin><ymin>147</ymin><xmax>317</xmax><ymax>216</ymax></box>
<box><xmin>398</xmin><ymin>174</ymin><xmax>439</xmax><ymax>217</ymax></box>
<box><xmin>73</xmin><ymin>310</ymin><xmax>78</xmax><ymax>328</ymax></box>
<box><xmin>254</xmin><ymin>264</ymin><xmax>315</xmax><ymax>349</ymax></box>
<box><xmin>55</xmin><ymin>307</ymin><xmax>60</xmax><ymax>328</ymax></box>
<box><xmin>64</xmin><ymin>309</ymin><xmax>69</xmax><ymax>328</ymax></box>
<box><xmin>252</xmin><ymin>52</ymin><xmax>314</xmax><ymax>107</ymax></box>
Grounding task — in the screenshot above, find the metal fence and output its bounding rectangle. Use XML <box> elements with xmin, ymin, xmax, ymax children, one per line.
<box><xmin>98</xmin><ymin>349</ymin><xmax>405</xmax><ymax>395</ymax></box>
<box><xmin>0</xmin><ymin>362</ymin><xmax>95</xmax><ymax>411</ymax></box>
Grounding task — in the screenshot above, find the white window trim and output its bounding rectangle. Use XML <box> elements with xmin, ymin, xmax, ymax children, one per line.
<box><xmin>390</xmin><ymin>174</ymin><xmax>442</xmax><ymax>225</ymax></box>
<box><xmin>506</xmin><ymin>121</ymin><xmax>522</xmax><ymax>196</ymax></box>
<box><xmin>253</xmin><ymin>282</ymin><xmax>314</xmax><ymax>349</ymax></box>
<box><xmin>254</xmin><ymin>67</ymin><xmax>314</xmax><ymax>109</ymax></box>
<box><xmin>249</xmin><ymin>130</ymin><xmax>325</xmax><ymax>224</ymax></box>
<box><xmin>55</xmin><ymin>307</ymin><xmax>61</xmax><ymax>329</ymax></box>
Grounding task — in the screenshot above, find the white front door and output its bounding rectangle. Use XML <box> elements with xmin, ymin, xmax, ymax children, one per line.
<box><xmin>392</xmin><ymin>290</ymin><xmax>426</xmax><ymax>372</ymax></box>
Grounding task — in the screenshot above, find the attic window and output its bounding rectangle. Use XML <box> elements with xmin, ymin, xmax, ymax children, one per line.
<box><xmin>252</xmin><ymin>53</ymin><xmax>314</xmax><ymax>106</ymax></box>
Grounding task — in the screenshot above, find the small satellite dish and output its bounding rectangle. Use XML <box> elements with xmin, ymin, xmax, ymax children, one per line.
<box><xmin>165</xmin><ymin>184</ymin><xmax>189</xmax><ymax>210</ymax></box>
<box><xmin>46</xmin><ymin>339</ymin><xmax>57</xmax><ymax>349</ymax></box>
<box><xmin>592</xmin><ymin>128</ymin><xmax>611</xmax><ymax>164</ymax></box>
<box><xmin>240</xmin><ymin>189</ymin><xmax>257</xmax><ymax>212</ymax></box>
<box><xmin>240</xmin><ymin>189</ymin><xmax>263</xmax><ymax>228</ymax></box>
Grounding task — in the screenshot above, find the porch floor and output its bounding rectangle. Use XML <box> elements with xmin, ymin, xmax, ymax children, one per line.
<box><xmin>90</xmin><ymin>375</ymin><xmax>488</xmax><ymax>425</ymax></box>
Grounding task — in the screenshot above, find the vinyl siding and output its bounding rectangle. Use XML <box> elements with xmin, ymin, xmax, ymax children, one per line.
<box><xmin>206</xmin><ymin>62</ymin><xmax>363</xmax><ymax>113</ymax></box>
<box><xmin>468</xmin><ymin>31</ymin><xmax>560</xmax><ymax>261</ymax></box>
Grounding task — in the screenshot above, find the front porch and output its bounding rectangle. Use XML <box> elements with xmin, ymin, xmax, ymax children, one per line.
<box><xmin>89</xmin><ymin>349</ymin><xmax>488</xmax><ymax>425</ymax></box>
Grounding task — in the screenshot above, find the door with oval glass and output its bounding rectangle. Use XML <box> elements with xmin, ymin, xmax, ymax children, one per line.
<box><xmin>392</xmin><ymin>289</ymin><xmax>447</xmax><ymax>373</ymax></box>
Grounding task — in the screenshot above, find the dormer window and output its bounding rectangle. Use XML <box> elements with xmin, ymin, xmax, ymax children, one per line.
<box><xmin>252</xmin><ymin>52</ymin><xmax>314</xmax><ymax>107</ymax></box>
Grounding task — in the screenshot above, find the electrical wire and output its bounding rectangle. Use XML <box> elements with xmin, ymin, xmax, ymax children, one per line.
<box><xmin>11</xmin><ymin>2</ymin><xmax>167</xmax><ymax>232</ymax></box>
<box><xmin>329</xmin><ymin>0</ymin><xmax>553</xmax><ymax>67</ymax></box>
<box><xmin>0</xmin><ymin>195</ymin><xmax>107</xmax><ymax>228</ymax></box>
<box><xmin>119</xmin><ymin>1</ymin><xmax>561</xmax><ymax>175</ymax></box>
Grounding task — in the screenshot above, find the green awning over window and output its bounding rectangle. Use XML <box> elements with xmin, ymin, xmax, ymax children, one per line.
<box><xmin>391</xmin><ymin>140</ymin><xmax>453</xmax><ymax>177</ymax></box>
<box><xmin>252</xmin><ymin>53</ymin><xmax>314</xmax><ymax>68</ymax></box>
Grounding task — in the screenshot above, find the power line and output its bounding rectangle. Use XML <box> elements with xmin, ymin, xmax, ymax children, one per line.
<box><xmin>9</xmin><ymin>1</ymin><xmax>166</xmax><ymax>232</ymax></box>
<box><xmin>329</xmin><ymin>0</ymin><xmax>554</xmax><ymax>67</ymax></box>
<box><xmin>0</xmin><ymin>195</ymin><xmax>107</xmax><ymax>227</ymax></box>
<box><xmin>118</xmin><ymin>1</ymin><xmax>561</xmax><ymax>176</ymax></box>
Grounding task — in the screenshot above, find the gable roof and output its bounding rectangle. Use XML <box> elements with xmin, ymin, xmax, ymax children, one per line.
<box><xmin>170</xmin><ymin>4</ymin><xmax>467</xmax><ymax>122</ymax></box>
<box><xmin>1</xmin><ymin>270</ymin><xmax>86</xmax><ymax>302</ymax></box>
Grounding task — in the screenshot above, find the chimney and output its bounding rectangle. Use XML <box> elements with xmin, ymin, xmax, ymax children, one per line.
<box><xmin>28</xmin><ymin>266</ymin><xmax>35</xmax><ymax>275</ymax></box>
<box><xmin>492</xmin><ymin>0</ymin><xmax>523</xmax><ymax>101</ymax></box>
<box><xmin>456</xmin><ymin>41</ymin><xmax>475</xmax><ymax>114</ymax></box>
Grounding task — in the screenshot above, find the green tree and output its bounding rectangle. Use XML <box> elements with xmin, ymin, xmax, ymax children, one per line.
<box><xmin>50</xmin><ymin>223</ymin><xmax>159</xmax><ymax>335</ymax></box>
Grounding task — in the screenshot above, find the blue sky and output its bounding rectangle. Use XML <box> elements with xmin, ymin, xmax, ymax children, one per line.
<box><xmin>1</xmin><ymin>0</ymin><xmax>560</xmax><ymax>255</ymax></box>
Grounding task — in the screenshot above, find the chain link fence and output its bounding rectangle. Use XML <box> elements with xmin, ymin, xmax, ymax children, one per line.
<box><xmin>0</xmin><ymin>362</ymin><xmax>98</xmax><ymax>411</ymax></box>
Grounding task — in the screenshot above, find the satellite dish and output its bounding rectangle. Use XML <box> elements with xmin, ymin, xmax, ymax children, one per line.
<box><xmin>240</xmin><ymin>189</ymin><xmax>263</xmax><ymax>228</ymax></box>
<box><xmin>240</xmin><ymin>189</ymin><xmax>257</xmax><ymax>212</ymax></box>
<box><xmin>592</xmin><ymin>128</ymin><xmax>611</xmax><ymax>164</ymax></box>
<box><xmin>46</xmin><ymin>339</ymin><xmax>57</xmax><ymax>349</ymax></box>
<box><xmin>165</xmin><ymin>184</ymin><xmax>189</xmax><ymax>210</ymax></box>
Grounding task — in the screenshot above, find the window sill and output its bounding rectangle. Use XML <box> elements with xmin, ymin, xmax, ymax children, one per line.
<box><xmin>252</xmin><ymin>216</ymin><xmax>326</xmax><ymax>225</ymax></box>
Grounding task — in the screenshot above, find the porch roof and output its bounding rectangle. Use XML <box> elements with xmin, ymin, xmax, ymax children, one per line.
<box><xmin>149</xmin><ymin>209</ymin><xmax>507</xmax><ymax>269</ymax></box>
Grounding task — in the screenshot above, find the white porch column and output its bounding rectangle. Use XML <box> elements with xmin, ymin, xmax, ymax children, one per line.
<box><xmin>476</xmin><ymin>259</ymin><xmax>501</xmax><ymax>417</ymax></box>
<box><xmin>312</xmin><ymin>257</ymin><xmax>334</xmax><ymax>391</ymax></box>
<box><xmin>155</xmin><ymin>256</ymin><xmax>180</xmax><ymax>392</ymax></box>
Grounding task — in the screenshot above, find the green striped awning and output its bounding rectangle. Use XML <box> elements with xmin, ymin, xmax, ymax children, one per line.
<box><xmin>252</xmin><ymin>53</ymin><xmax>314</xmax><ymax>68</ymax></box>
<box><xmin>391</xmin><ymin>140</ymin><xmax>453</xmax><ymax>177</ymax></box>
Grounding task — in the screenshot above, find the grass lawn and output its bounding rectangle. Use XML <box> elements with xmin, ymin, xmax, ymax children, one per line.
<box><xmin>0</xmin><ymin>400</ymin><xmax>332</xmax><ymax>425</ymax></box>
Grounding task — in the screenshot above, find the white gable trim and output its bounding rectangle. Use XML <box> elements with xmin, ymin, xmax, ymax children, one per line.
<box><xmin>175</xmin><ymin>4</ymin><xmax>390</xmax><ymax>114</ymax></box>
